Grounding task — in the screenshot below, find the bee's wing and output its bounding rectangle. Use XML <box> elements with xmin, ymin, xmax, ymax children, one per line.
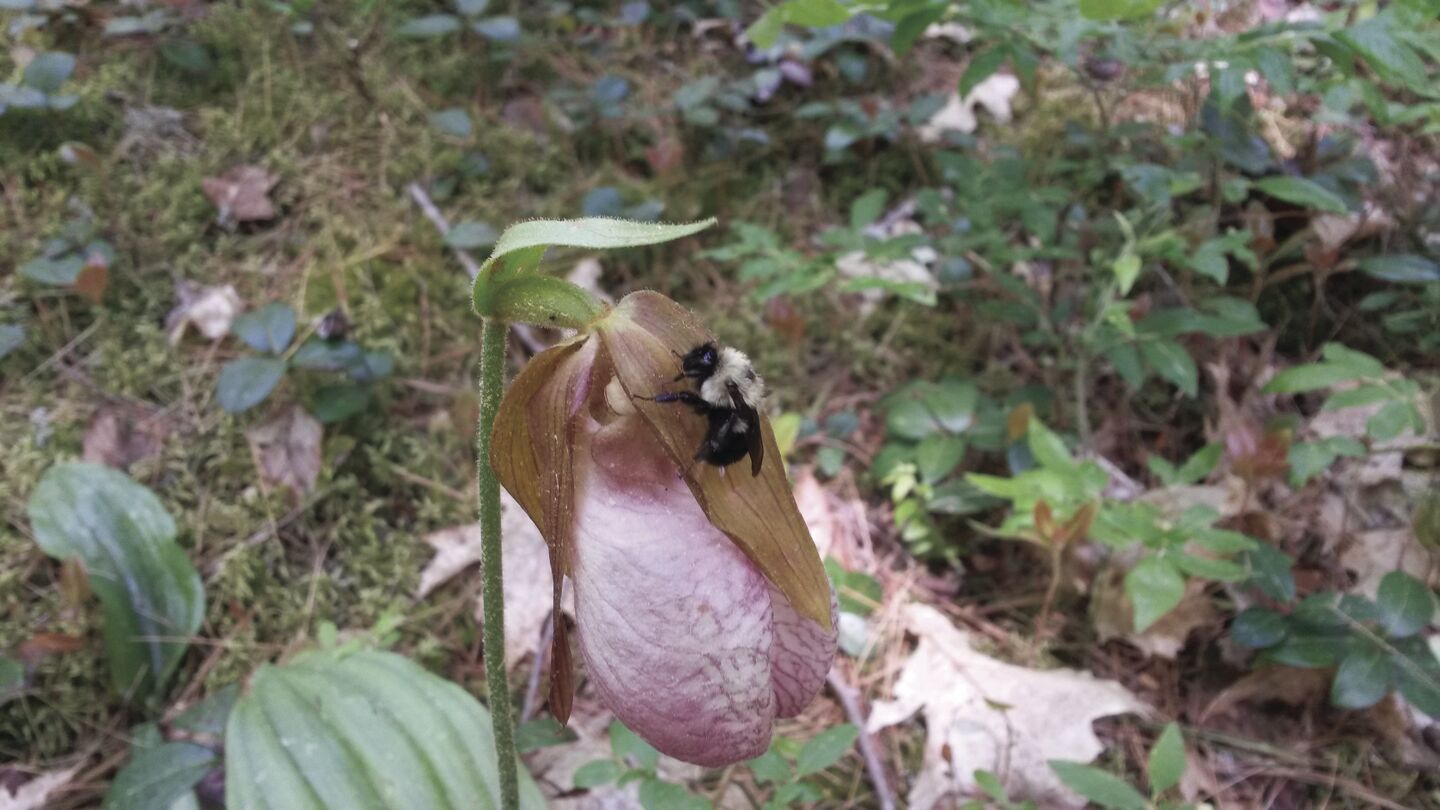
<box><xmin>728</xmin><ymin>381</ymin><xmax>765</xmax><ymax>476</ymax></box>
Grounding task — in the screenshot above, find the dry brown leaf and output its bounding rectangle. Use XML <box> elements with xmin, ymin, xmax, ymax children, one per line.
<box><xmin>793</xmin><ymin>468</ymin><xmax>873</xmax><ymax>571</ymax></box>
<box><xmin>1137</xmin><ymin>478</ymin><xmax>1246</xmax><ymax>522</ymax></box>
<box><xmin>1093</xmin><ymin>568</ymin><xmax>1218</xmax><ymax>659</ymax></box>
<box><xmin>1340</xmin><ymin>527</ymin><xmax>1431</xmax><ymax>599</ymax></box>
<box><xmin>82</xmin><ymin>406</ymin><xmax>170</xmax><ymax>471</ymax></box>
<box><xmin>417</xmin><ymin>492</ymin><xmax>554</xmax><ymax>669</ymax></box>
<box><xmin>201</xmin><ymin>165</ymin><xmax>279</xmax><ymax>223</ymax></box>
<box><xmin>867</xmin><ymin>603</ymin><xmax>1148</xmax><ymax>809</ymax></box>
<box><xmin>0</xmin><ymin>766</ymin><xmax>78</xmax><ymax>810</ymax></box>
<box><xmin>1200</xmin><ymin>666</ymin><xmax>1330</xmax><ymax>722</ymax></box>
<box><xmin>166</xmin><ymin>281</ymin><xmax>242</xmax><ymax>344</ymax></box>
<box><xmin>244</xmin><ymin>406</ymin><xmax>322</xmax><ymax>496</ymax></box>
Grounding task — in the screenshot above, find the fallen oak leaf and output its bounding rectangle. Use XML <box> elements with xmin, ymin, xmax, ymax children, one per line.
<box><xmin>200</xmin><ymin>165</ymin><xmax>278</xmax><ymax>225</ymax></box>
<box><xmin>417</xmin><ymin>491</ymin><xmax>554</xmax><ymax>669</ymax></box>
<box><xmin>0</xmin><ymin>765</ymin><xmax>78</xmax><ymax>810</ymax></box>
<box><xmin>166</xmin><ymin>281</ymin><xmax>242</xmax><ymax>344</ymax></box>
<box><xmin>82</xmin><ymin>406</ymin><xmax>170</xmax><ymax>471</ymax></box>
<box><xmin>244</xmin><ymin>406</ymin><xmax>322</xmax><ymax>496</ymax></box>
<box><xmin>867</xmin><ymin>603</ymin><xmax>1148</xmax><ymax>809</ymax></box>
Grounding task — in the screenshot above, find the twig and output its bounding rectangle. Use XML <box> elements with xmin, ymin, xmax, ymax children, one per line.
<box><xmin>826</xmin><ymin>667</ymin><xmax>896</xmax><ymax>810</ymax></box>
<box><xmin>405</xmin><ymin>182</ymin><xmax>547</xmax><ymax>355</ymax></box>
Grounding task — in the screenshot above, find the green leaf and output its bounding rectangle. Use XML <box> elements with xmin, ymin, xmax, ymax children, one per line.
<box><xmin>1320</xmin><ymin>343</ymin><xmax>1386</xmax><ymax>377</ymax></box>
<box><xmin>1335</xmin><ymin>13</ymin><xmax>1428</xmax><ymax>90</ymax></box>
<box><xmin>747</xmin><ymin>749</ymin><xmax>791</xmax><ymax>784</ymax></box>
<box><xmin>1286</xmin><ymin>437</ymin><xmax>1366</xmax><ymax>487</ymax></box>
<box><xmin>0</xmin><ymin>655</ymin><xmax>22</xmax><ymax>704</ymax></box>
<box><xmin>104</xmin><ymin>741</ymin><xmax>215</xmax><ymax>810</ymax></box>
<box><xmin>445</xmin><ymin>220</ymin><xmax>499</xmax><ymax>250</ymax></box>
<box><xmin>1322</xmin><ymin>383</ymin><xmax>1393</xmax><ymax>411</ymax></box>
<box><xmin>638</xmin><ymin>779</ymin><xmax>708</xmax><ymax>810</ymax></box>
<box><xmin>474</xmin><ymin>217</ymin><xmax>715</xmax><ymax>308</ymax></box>
<box><xmin>1331</xmin><ymin>644</ymin><xmax>1391</xmax><ymax>709</ymax></box>
<box><xmin>1377</xmin><ymin>572</ymin><xmax>1433</xmax><ymax>638</ymax></box>
<box><xmin>1146</xmin><ymin>723</ymin><xmax>1185</xmax><ymax>795</ymax></box>
<box><xmin>22</xmin><ymin>51</ymin><xmax>76</xmax><ymax>93</ymax></box>
<box><xmin>1252</xmin><ymin>176</ymin><xmax>1348</xmax><ymax>215</ymax></box>
<box><xmin>1367</xmin><ymin>400</ymin><xmax>1418</xmax><ymax>441</ymax></box>
<box><xmin>308</xmin><ymin>383</ymin><xmax>370</xmax><ymax>424</ymax></box>
<box><xmin>224</xmin><ymin>647</ymin><xmax>546</xmax><ymax>809</ymax></box>
<box><xmin>0</xmin><ymin>323</ymin><xmax>24</xmax><ymax>359</ymax></box>
<box><xmin>1126</xmin><ymin>556</ymin><xmax>1185</xmax><ymax>632</ymax></box>
<box><xmin>782</xmin><ymin>0</ymin><xmax>851</xmax><ymax>27</ymax></box>
<box><xmin>1173</xmin><ymin>552</ymin><xmax>1248</xmax><ymax>582</ymax></box>
<box><xmin>1231</xmin><ymin>607</ymin><xmax>1288</xmax><ymax>648</ymax></box>
<box><xmin>473</xmin><ymin>16</ymin><xmax>520</xmax><ymax>42</ymax></box>
<box><xmin>1188</xmin><ymin>239</ymin><xmax>1229</xmax><ymax>284</ymax></box>
<box><xmin>916</xmin><ymin>436</ymin><xmax>967</xmax><ymax>483</ymax></box>
<box><xmin>1139</xmin><ymin>339</ymin><xmax>1198</xmax><ymax>397</ymax></box>
<box><xmin>744</xmin><ymin>7</ymin><xmax>786</xmax><ymax>49</ymax></box>
<box><xmin>430</xmin><ymin>107</ymin><xmax>473</xmax><ymax>138</ymax></box>
<box><xmin>1077</xmin><ymin>0</ymin><xmax>1163</xmax><ymax>21</ymax></box>
<box><xmin>1244</xmin><ymin>544</ymin><xmax>1296</xmax><ymax>602</ymax></box>
<box><xmin>1263</xmin><ymin>363</ymin><xmax>1359</xmax><ymax>394</ymax></box>
<box><xmin>849</xmin><ymin>188</ymin><xmax>887</xmax><ymax>230</ymax></box>
<box><xmin>1026</xmin><ymin>419</ymin><xmax>1074</xmax><ymax>471</ymax></box>
<box><xmin>884</xmin><ymin>380</ymin><xmax>978</xmax><ymax>440</ymax></box>
<box><xmin>609</xmin><ymin>720</ymin><xmax>660</xmax><ymax>771</ymax></box>
<box><xmin>1358</xmin><ymin>255</ymin><xmax>1440</xmax><ymax>284</ymax></box>
<box><xmin>958</xmin><ymin>47</ymin><xmax>1007</xmax><ymax>99</ymax></box>
<box><xmin>1111</xmin><ymin>253</ymin><xmax>1141</xmax><ymax>296</ymax></box>
<box><xmin>1173</xmin><ymin>444</ymin><xmax>1221</xmax><ymax>485</ymax></box>
<box><xmin>1048</xmin><ymin>761</ymin><xmax>1147</xmax><ymax>810</ymax></box>
<box><xmin>171</xmin><ymin>684</ymin><xmax>238</xmax><ymax>737</ymax></box>
<box><xmin>20</xmin><ymin>253</ymin><xmax>85</xmax><ymax>285</ymax></box>
<box><xmin>396</xmin><ymin>13</ymin><xmax>461</xmax><ymax>38</ymax></box>
<box><xmin>572</xmin><ymin>759</ymin><xmax>623</xmax><ymax>788</ymax></box>
<box><xmin>795</xmin><ymin>724</ymin><xmax>858</xmax><ymax>776</ymax></box>
<box><xmin>216</xmin><ymin>357</ymin><xmax>287</xmax><ymax>414</ymax></box>
<box><xmin>27</xmin><ymin>463</ymin><xmax>203</xmax><ymax>700</ymax></box>
<box><xmin>232</xmin><ymin>303</ymin><xmax>296</xmax><ymax>354</ymax></box>
<box><xmin>515</xmin><ymin>717</ymin><xmax>578</xmax><ymax>753</ymax></box>
<box><xmin>1391</xmin><ymin>637</ymin><xmax>1440</xmax><ymax>717</ymax></box>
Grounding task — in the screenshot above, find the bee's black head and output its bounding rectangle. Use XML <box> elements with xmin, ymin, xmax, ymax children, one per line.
<box><xmin>678</xmin><ymin>342</ymin><xmax>719</xmax><ymax>379</ymax></box>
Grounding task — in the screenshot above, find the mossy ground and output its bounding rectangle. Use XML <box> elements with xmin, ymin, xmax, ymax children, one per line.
<box><xmin>0</xmin><ymin>6</ymin><xmax>942</xmax><ymax>801</ymax></box>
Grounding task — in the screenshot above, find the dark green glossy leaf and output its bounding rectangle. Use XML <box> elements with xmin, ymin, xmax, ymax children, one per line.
<box><xmin>959</xmin><ymin>47</ymin><xmax>1007</xmax><ymax>99</ymax></box>
<box><xmin>0</xmin><ymin>323</ymin><xmax>24</xmax><ymax>359</ymax></box>
<box><xmin>1391</xmin><ymin>637</ymin><xmax>1440</xmax><ymax>717</ymax></box>
<box><xmin>104</xmin><ymin>741</ymin><xmax>215</xmax><ymax>810</ymax></box>
<box><xmin>232</xmin><ymin>303</ymin><xmax>296</xmax><ymax>354</ymax></box>
<box><xmin>1377</xmin><ymin>571</ymin><xmax>1433</xmax><ymax>638</ymax></box>
<box><xmin>27</xmin><ymin>463</ymin><xmax>203</xmax><ymax>700</ymax></box>
<box><xmin>22</xmin><ymin>51</ymin><xmax>75</xmax><ymax>92</ymax></box>
<box><xmin>1253</xmin><ymin>176</ymin><xmax>1348</xmax><ymax>214</ymax></box>
<box><xmin>1358</xmin><ymin>255</ymin><xmax>1440</xmax><ymax>284</ymax></box>
<box><xmin>1330</xmin><ymin>644</ymin><xmax>1390</xmax><ymax>709</ymax></box>
<box><xmin>309</xmin><ymin>383</ymin><xmax>370</xmax><ymax>424</ymax></box>
<box><xmin>216</xmin><ymin>357</ymin><xmax>287</xmax><ymax>414</ymax></box>
<box><xmin>445</xmin><ymin>220</ymin><xmax>498</xmax><ymax>250</ymax></box>
<box><xmin>1140</xmin><ymin>339</ymin><xmax>1198</xmax><ymax>397</ymax></box>
<box><xmin>1231</xmin><ymin>607</ymin><xmax>1287</xmax><ymax>648</ymax></box>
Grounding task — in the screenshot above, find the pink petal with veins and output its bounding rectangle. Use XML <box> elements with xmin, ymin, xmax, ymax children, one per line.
<box><xmin>573</xmin><ymin>411</ymin><xmax>775</xmax><ymax>766</ymax></box>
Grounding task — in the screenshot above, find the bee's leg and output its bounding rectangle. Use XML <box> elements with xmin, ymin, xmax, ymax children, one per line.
<box><xmin>648</xmin><ymin>391</ymin><xmax>711</xmax><ymax>415</ymax></box>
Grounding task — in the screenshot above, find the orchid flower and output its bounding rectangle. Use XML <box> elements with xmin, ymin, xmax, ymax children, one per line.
<box><xmin>490</xmin><ymin>290</ymin><xmax>837</xmax><ymax>766</ymax></box>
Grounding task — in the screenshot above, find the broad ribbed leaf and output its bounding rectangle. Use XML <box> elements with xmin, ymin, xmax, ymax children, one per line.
<box><xmin>28</xmin><ymin>463</ymin><xmax>203</xmax><ymax>700</ymax></box>
<box><xmin>225</xmin><ymin>648</ymin><xmax>545</xmax><ymax>809</ymax></box>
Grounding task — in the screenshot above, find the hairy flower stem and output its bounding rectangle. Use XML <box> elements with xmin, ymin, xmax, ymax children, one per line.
<box><xmin>476</xmin><ymin>318</ymin><xmax>519</xmax><ymax>809</ymax></box>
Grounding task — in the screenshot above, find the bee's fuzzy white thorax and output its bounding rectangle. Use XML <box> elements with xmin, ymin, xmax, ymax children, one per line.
<box><xmin>700</xmin><ymin>346</ymin><xmax>765</xmax><ymax>409</ymax></box>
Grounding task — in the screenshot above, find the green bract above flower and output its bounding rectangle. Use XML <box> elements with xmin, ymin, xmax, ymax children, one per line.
<box><xmin>491</xmin><ymin>291</ymin><xmax>837</xmax><ymax>767</ymax></box>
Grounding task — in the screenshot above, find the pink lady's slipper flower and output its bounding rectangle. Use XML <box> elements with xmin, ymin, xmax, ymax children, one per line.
<box><xmin>489</xmin><ymin>291</ymin><xmax>837</xmax><ymax>767</ymax></box>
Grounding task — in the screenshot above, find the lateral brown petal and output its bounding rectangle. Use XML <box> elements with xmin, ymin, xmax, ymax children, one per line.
<box><xmin>598</xmin><ymin>292</ymin><xmax>831</xmax><ymax>630</ymax></box>
<box><xmin>490</xmin><ymin>335</ymin><xmax>592</xmax><ymax>723</ymax></box>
